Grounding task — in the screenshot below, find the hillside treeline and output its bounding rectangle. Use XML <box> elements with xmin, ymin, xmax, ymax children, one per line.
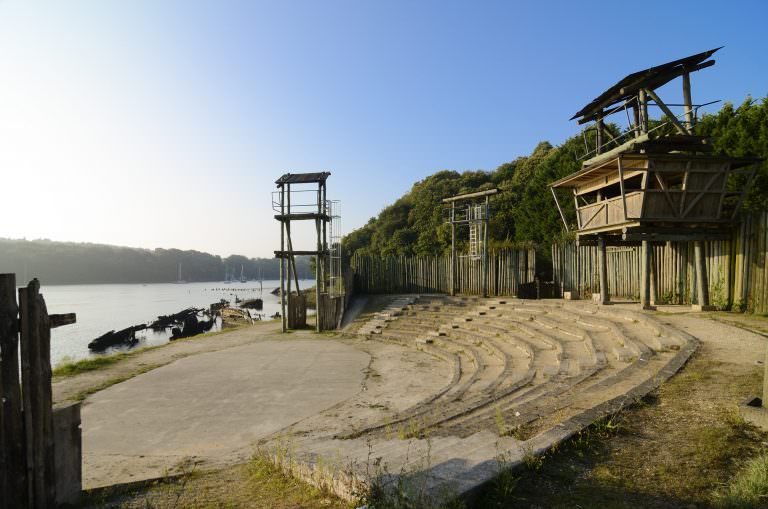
<box><xmin>344</xmin><ymin>97</ymin><xmax>768</xmax><ymax>260</ymax></box>
<box><xmin>0</xmin><ymin>238</ymin><xmax>312</xmax><ymax>285</ymax></box>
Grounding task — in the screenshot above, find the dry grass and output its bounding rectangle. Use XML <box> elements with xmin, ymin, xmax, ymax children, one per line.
<box><xmin>82</xmin><ymin>453</ymin><xmax>352</xmax><ymax>509</ymax></box>
<box><xmin>474</xmin><ymin>348</ymin><xmax>768</xmax><ymax>508</ymax></box>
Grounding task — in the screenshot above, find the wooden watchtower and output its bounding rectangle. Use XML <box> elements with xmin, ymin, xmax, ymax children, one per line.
<box><xmin>273</xmin><ymin>172</ymin><xmax>330</xmax><ymax>332</ymax></box>
<box><xmin>551</xmin><ymin>48</ymin><xmax>758</xmax><ymax>309</ymax></box>
<box><xmin>443</xmin><ymin>188</ymin><xmax>498</xmax><ymax>298</ymax></box>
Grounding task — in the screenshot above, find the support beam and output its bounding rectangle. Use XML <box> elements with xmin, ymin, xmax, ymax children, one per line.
<box><xmin>450</xmin><ymin>202</ymin><xmax>456</xmax><ymax>296</ymax></box>
<box><xmin>682</xmin><ymin>71</ymin><xmax>694</xmax><ymax>130</ymax></box>
<box><xmin>649</xmin><ymin>245</ymin><xmax>657</xmax><ymax>307</ymax></box>
<box><xmin>764</xmin><ymin>343</ymin><xmax>768</xmax><ymax>409</ymax></box>
<box><xmin>1</xmin><ymin>273</ymin><xmax>27</xmax><ymax>509</ymax></box>
<box><xmin>597</xmin><ymin>237</ymin><xmax>609</xmax><ymax>305</ymax></box>
<box><xmin>693</xmin><ymin>240</ymin><xmax>711</xmax><ymax>310</ymax></box>
<box><xmin>632</xmin><ymin>104</ymin><xmax>640</xmax><ymax>138</ymax></box>
<box><xmin>640</xmin><ymin>240</ymin><xmax>652</xmax><ymax>309</ymax></box>
<box><xmin>280</xmin><ymin>187</ymin><xmax>286</xmax><ymax>332</ymax></box>
<box><xmin>482</xmin><ymin>195</ymin><xmax>489</xmax><ymax>298</ymax></box>
<box><xmin>638</xmin><ymin>89</ymin><xmax>649</xmax><ymax>134</ymax></box>
<box><xmin>595</xmin><ymin>115</ymin><xmax>604</xmax><ymax>154</ymax></box>
<box><xmin>644</xmin><ymin>88</ymin><xmax>690</xmax><ymax>135</ymax></box>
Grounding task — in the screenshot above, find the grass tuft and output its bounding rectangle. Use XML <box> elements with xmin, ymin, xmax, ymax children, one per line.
<box><xmin>53</xmin><ymin>353</ymin><xmax>133</xmax><ymax>377</ymax></box>
<box><xmin>714</xmin><ymin>450</ymin><xmax>768</xmax><ymax>508</ymax></box>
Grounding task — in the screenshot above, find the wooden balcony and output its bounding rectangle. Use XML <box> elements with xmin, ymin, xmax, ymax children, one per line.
<box><xmin>555</xmin><ymin>153</ymin><xmax>759</xmax><ymax>236</ymax></box>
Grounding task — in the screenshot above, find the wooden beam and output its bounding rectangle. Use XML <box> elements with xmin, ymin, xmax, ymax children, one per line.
<box><xmin>694</xmin><ymin>241</ymin><xmax>710</xmax><ymax>306</ymax></box>
<box><xmin>682</xmin><ymin>71</ymin><xmax>694</xmax><ymax>130</ymax></box>
<box><xmin>644</xmin><ymin>88</ymin><xmax>690</xmax><ymax>135</ymax></box>
<box><xmin>0</xmin><ymin>274</ymin><xmax>27</xmax><ymax>509</ymax></box>
<box><xmin>442</xmin><ymin>188</ymin><xmax>499</xmax><ymax>203</ymax></box>
<box><xmin>19</xmin><ymin>279</ymin><xmax>56</xmax><ymax>509</ymax></box>
<box><xmin>581</xmin><ymin>202</ymin><xmax>607</xmax><ymax>229</ymax></box>
<box><xmin>49</xmin><ymin>314</ymin><xmax>76</xmax><ymax>329</ymax></box>
<box><xmin>638</xmin><ymin>89</ymin><xmax>649</xmax><ymax>134</ymax></box>
<box><xmin>598</xmin><ymin>237</ymin><xmax>609</xmax><ymax>305</ymax></box>
<box><xmin>618</xmin><ymin>157</ymin><xmax>628</xmax><ymax>221</ymax></box>
<box><xmin>596</xmin><ymin>114</ymin><xmax>604</xmax><ymax>154</ymax></box>
<box><xmin>641</xmin><ymin>240</ymin><xmax>651</xmax><ymax>309</ymax></box>
<box><xmin>623</xmin><ymin>232</ymin><xmax>730</xmax><ymax>242</ymax></box>
<box><xmin>280</xmin><ymin>186</ymin><xmax>286</xmax><ymax>332</ymax></box>
<box><xmin>551</xmin><ymin>187</ymin><xmax>569</xmax><ymax>231</ymax></box>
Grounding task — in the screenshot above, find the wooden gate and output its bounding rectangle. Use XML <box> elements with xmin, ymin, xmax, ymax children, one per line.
<box><xmin>0</xmin><ymin>275</ymin><xmax>81</xmax><ymax>508</ymax></box>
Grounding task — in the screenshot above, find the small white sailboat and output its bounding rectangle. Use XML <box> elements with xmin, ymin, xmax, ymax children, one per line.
<box><xmin>240</xmin><ymin>264</ymin><xmax>247</xmax><ymax>283</ymax></box>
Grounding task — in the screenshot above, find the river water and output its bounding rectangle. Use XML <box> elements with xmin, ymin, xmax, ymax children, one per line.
<box><xmin>40</xmin><ymin>280</ymin><xmax>310</xmax><ymax>367</ymax></box>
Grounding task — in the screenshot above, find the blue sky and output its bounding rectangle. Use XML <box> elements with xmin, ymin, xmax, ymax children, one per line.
<box><xmin>0</xmin><ymin>0</ymin><xmax>766</xmax><ymax>257</ymax></box>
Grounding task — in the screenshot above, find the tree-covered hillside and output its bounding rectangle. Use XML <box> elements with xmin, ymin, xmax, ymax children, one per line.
<box><xmin>344</xmin><ymin>97</ymin><xmax>768</xmax><ymax>260</ymax></box>
<box><xmin>0</xmin><ymin>238</ymin><xmax>312</xmax><ymax>285</ymax></box>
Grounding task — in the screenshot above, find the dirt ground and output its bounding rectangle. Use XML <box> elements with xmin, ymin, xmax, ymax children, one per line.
<box><xmin>53</xmin><ymin>321</ymin><xmax>278</xmax><ymax>404</ymax></box>
<box><xmin>485</xmin><ymin>311</ymin><xmax>768</xmax><ymax>509</ymax></box>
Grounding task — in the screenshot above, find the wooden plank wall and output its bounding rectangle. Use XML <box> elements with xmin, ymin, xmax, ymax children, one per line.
<box><xmin>351</xmin><ymin>249</ymin><xmax>536</xmax><ymax>296</ymax></box>
<box><xmin>551</xmin><ymin>211</ymin><xmax>768</xmax><ymax>312</ymax></box>
<box><xmin>287</xmin><ymin>293</ymin><xmax>307</xmax><ymax>328</ymax></box>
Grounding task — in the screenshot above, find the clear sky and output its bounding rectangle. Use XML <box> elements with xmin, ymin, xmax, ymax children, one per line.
<box><xmin>0</xmin><ymin>0</ymin><xmax>766</xmax><ymax>258</ymax></box>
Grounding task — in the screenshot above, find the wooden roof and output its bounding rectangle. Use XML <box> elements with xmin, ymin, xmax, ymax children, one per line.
<box><xmin>275</xmin><ymin>172</ymin><xmax>331</xmax><ymax>185</ymax></box>
<box><xmin>571</xmin><ymin>47</ymin><xmax>722</xmax><ymax>124</ymax></box>
<box><xmin>442</xmin><ymin>188</ymin><xmax>499</xmax><ymax>203</ymax></box>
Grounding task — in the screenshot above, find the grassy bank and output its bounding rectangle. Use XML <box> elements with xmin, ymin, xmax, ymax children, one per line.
<box><xmin>52</xmin><ymin>324</ymin><xmax>249</xmax><ymax>379</ymax></box>
<box><xmin>83</xmin><ymin>451</ymin><xmax>352</xmax><ymax>509</ymax></box>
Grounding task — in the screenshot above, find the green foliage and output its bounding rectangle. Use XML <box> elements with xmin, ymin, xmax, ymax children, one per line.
<box><xmin>345</xmin><ymin>98</ymin><xmax>768</xmax><ymax>261</ymax></box>
<box><xmin>0</xmin><ymin>237</ymin><xmax>311</xmax><ymax>284</ymax></box>
<box><xmin>696</xmin><ymin>97</ymin><xmax>768</xmax><ymax>212</ymax></box>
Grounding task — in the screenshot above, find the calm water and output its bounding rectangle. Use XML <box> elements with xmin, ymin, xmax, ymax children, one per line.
<box><xmin>41</xmin><ymin>280</ymin><xmax>310</xmax><ymax>367</ymax></box>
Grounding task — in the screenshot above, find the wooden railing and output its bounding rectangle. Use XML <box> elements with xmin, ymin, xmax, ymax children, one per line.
<box><xmin>577</xmin><ymin>192</ymin><xmax>643</xmax><ymax>230</ymax></box>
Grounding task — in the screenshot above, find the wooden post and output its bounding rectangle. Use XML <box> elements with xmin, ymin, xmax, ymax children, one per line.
<box><xmin>287</xmin><ymin>183</ymin><xmax>292</xmax><ymax>310</ymax></box>
<box><xmin>650</xmin><ymin>244</ymin><xmax>657</xmax><ymax>307</ymax></box>
<box><xmin>482</xmin><ymin>196</ymin><xmax>489</xmax><ymax>298</ymax></box>
<box><xmin>638</xmin><ymin>89</ymin><xmax>649</xmax><ymax>134</ymax></box>
<box><xmin>632</xmin><ymin>105</ymin><xmax>640</xmax><ymax>138</ymax></box>
<box><xmin>280</xmin><ymin>185</ymin><xmax>286</xmax><ymax>332</ymax></box>
<box><xmin>595</xmin><ymin>114</ymin><xmax>604</xmax><ymax>154</ymax></box>
<box><xmin>19</xmin><ymin>279</ymin><xmax>55</xmax><ymax>509</ymax></box>
<box><xmin>315</xmin><ymin>184</ymin><xmax>322</xmax><ymax>332</ymax></box>
<box><xmin>694</xmin><ymin>240</ymin><xmax>711</xmax><ymax>310</ymax></box>
<box><xmin>763</xmin><ymin>343</ymin><xmax>768</xmax><ymax>408</ymax></box>
<box><xmin>1</xmin><ymin>274</ymin><xmax>26</xmax><ymax>509</ymax></box>
<box><xmin>598</xmin><ymin>237</ymin><xmax>609</xmax><ymax>305</ymax></box>
<box><xmin>640</xmin><ymin>240</ymin><xmax>653</xmax><ymax>309</ymax></box>
<box><xmin>682</xmin><ymin>71</ymin><xmax>694</xmax><ymax>131</ymax></box>
<box><xmin>451</xmin><ymin>202</ymin><xmax>456</xmax><ymax>296</ymax></box>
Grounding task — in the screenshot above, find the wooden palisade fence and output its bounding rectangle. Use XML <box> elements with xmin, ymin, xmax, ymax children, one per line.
<box><xmin>0</xmin><ymin>275</ymin><xmax>81</xmax><ymax>508</ymax></box>
<box><xmin>351</xmin><ymin>248</ymin><xmax>536</xmax><ymax>296</ymax></box>
<box><xmin>552</xmin><ymin>211</ymin><xmax>768</xmax><ymax>312</ymax></box>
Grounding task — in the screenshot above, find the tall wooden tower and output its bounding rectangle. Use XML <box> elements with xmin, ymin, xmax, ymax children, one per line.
<box><xmin>273</xmin><ymin>172</ymin><xmax>331</xmax><ymax>332</ymax></box>
<box><xmin>551</xmin><ymin>48</ymin><xmax>759</xmax><ymax>309</ymax></box>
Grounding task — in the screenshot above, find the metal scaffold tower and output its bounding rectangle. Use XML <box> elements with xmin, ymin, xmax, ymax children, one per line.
<box><xmin>273</xmin><ymin>172</ymin><xmax>331</xmax><ymax>332</ymax></box>
<box><xmin>328</xmin><ymin>200</ymin><xmax>344</xmax><ymax>297</ymax></box>
<box><xmin>443</xmin><ymin>188</ymin><xmax>498</xmax><ymax>297</ymax></box>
